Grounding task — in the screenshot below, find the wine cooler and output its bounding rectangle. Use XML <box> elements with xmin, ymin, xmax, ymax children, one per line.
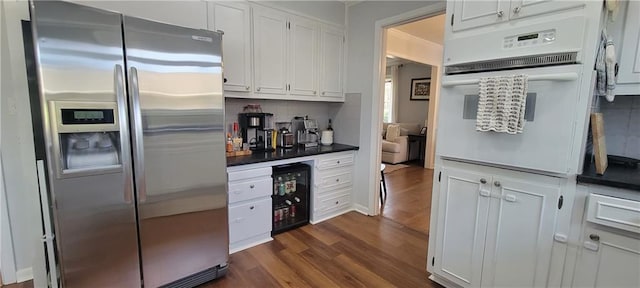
<box><xmin>272</xmin><ymin>163</ymin><xmax>310</xmax><ymax>235</ymax></box>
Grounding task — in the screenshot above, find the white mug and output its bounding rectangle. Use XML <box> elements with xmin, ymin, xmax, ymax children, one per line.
<box><xmin>321</xmin><ymin>130</ymin><xmax>333</xmax><ymax>145</ymax></box>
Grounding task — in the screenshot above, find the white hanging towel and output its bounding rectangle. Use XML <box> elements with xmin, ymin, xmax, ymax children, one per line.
<box><xmin>476</xmin><ymin>74</ymin><xmax>528</xmax><ymax>134</ymax></box>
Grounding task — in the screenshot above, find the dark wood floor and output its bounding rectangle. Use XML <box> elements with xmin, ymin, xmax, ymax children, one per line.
<box><xmin>381</xmin><ymin>165</ymin><xmax>434</xmax><ymax>235</ymax></box>
<box><xmin>203</xmin><ymin>212</ymin><xmax>440</xmax><ymax>288</ymax></box>
<box><xmin>6</xmin><ymin>167</ymin><xmax>439</xmax><ymax>288</ymax></box>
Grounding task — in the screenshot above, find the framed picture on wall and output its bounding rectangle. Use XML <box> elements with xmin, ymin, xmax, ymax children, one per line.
<box><xmin>410</xmin><ymin>78</ymin><xmax>431</xmax><ymax>101</ymax></box>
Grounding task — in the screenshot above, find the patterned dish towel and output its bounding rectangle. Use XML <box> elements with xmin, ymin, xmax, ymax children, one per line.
<box><xmin>476</xmin><ymin>74</ymin><xmax>528</xmax><ymax>134</ymax></box>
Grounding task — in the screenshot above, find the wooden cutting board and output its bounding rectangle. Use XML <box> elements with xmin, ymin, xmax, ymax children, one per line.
<box><xmin>591</xmin><ymin>113</ymin><xmax>608</xmax><ymax>175</ymax></box>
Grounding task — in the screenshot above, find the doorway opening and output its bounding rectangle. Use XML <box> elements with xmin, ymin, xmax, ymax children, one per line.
<box><xmin>377</xmin><ymin>13</ymin><xmax>446</xmax><ymax>234</ymax></box>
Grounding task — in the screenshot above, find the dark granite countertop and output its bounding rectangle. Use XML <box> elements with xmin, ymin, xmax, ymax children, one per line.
<box><xmin>226</xmin><ymin>143</ymin><xmax>359</xmax><ymax>167</ymax></box>
<box><xmin>578</xmin><ymin>162</ymin><xmax>640</xmax><ymax>191</ymax></box>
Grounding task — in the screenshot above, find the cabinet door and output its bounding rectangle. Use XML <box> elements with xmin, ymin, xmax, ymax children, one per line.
<box><xmin>253</xmin><ymin>7</ymin><xmax>288</xmax><ymax>95</ymax></box>
<box><xmin>617</xmin><ymin>0</ymin><xmax>640</xmax><ymax>84</ymax></box>
<box><xmin>289</xmin><ymin>16</ymin><xmax>318</xmax><ymax>97</ymax></box>
<box><xmin>451</xmin><ymin>0</ymin><xmax>509</xmax><ymax>32</ymax></box>
<box><xmin>433</xmin><ymin>167</ymin><xmax>491</xmax><ymax>288</ymax></box>
<box><xmin>508</xmin><ymin>0</ymin><xmax>584</xmax><ymax>20</ymax></box>
<box><xmin>209</xmin><ymin>2</ymin><xmax>252</xmax><ymax>93</ymax></box>
<box><xmin>319</xmin><ymin>24</ymin><xmax>344</xmax><ymax>100</ymax></box>
<box><xmin>481</xmin><ymin>176</ymin><xmax>560</xmax><ymax>287</ymax></box>
<box><xmin>573</xmin><ymin>227</ymin><xmax>640</xmax><ymax>287</ymax></box>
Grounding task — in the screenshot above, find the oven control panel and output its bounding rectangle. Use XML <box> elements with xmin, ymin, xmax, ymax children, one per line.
<box><xmin>503</xmin><ymin>29</ymin><xmax>556</xmax><ymax>49</ymax></box>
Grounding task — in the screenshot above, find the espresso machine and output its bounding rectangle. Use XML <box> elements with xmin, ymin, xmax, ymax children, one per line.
<box><xmin>239</xmin><ymin>112</ymin><xmax>274</xmax><ymax>151</ymax></box>
<box><xmin>292</xmin><ymin>116</ymin><xmax>319</xmax><ymax>148</ymax></box>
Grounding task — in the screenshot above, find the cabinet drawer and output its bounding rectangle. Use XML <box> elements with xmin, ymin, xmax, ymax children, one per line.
<box><xmin>228</xmin><ymin>167</ymin><xmax>272</xmax><ymax>182</ymax></box>
<box><xmin>228</xmin><ymin>177</ymin><xmax>272</xmax><ymax>203</ymax></box>
<box><xmin>315</xmin><ymin>191</ymin><xmax>350</xmax><ymax>213</ymax></box>
<box><xmin>587</xmin><ymin>194</ymin><xmax>640</xmax><ymax>234</ymax></box>
<box><xmin>316</xmin><ymin>153</ymin><xmax>354</xmax><ymax>170</ymax></box>
<box><xmin>229</xmin><ymin>197</ymin><xmax>272</xmax><ymax>244</ymax></box>
<box><xmin>315</xmin><ymin>168</ymin><xmax>352</xmax><ymax>191</ymax></box>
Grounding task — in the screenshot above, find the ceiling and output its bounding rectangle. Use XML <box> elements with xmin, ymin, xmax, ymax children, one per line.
<box><xmin>386</xmin><ymin>57</ymin><xmax>431</xmax><ymax>68</ymax></box>
<box><xmin>393</xmin><ymin>14</ymin><xmax>446</xmax><ymax>45</ymax></box>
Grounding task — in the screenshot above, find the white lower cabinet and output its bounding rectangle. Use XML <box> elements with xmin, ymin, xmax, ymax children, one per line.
<box><xmin>573</xmin><ymin>226</ymin><xmax>640</xmax><ymax>288</ymax></box>
<box><xmin>571</xmin><ymin>192</ymin><xmax>640</xmax><ymax>288</ymax></box>
<box><xmin>431</xmin><ymin>161</ymin><xmax>562</xmax><ymax>287</ymax></box>
<box><xmin>311</xmin><ymin>152</ymin><xmax>354</xmax><ymax>223</ymax></box>
<box><xmin>227</xmin><ymin>167</ymin><xmax>273</xmax><ymax>253</ymax></box>
<box><xmin>228</xmin><ymin>198</ymin><xmax>272</xmax><ymax>244</ymax></box>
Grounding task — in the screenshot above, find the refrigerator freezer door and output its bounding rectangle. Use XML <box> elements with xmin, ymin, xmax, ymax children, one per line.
<box><xmin>123</xmin><ymin>16</ymin><xmax>228</xmax><ymax>287</ymax></box>
<box><xmin>30</xmin><ymin>1</ymin><xmax>140</xmax><ymax>287</ymax></box>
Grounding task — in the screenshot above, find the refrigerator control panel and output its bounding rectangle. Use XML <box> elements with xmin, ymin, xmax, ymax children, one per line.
<box><xmin>53</xmin><ymin>101</ymin><xmax>119</xmax><ymax>133</ymax></box>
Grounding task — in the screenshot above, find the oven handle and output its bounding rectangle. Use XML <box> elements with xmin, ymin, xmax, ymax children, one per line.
<box><xmin>441</xmin><ymin>72</ymin><xmax>578</xmax><ymax>87</ymax></box>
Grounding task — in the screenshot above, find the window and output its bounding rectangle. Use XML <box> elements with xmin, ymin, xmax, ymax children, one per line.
<box><xmin>383</xmin><ymin>78</ymin><xmax>393</xmax><ymax>123</ymax></box>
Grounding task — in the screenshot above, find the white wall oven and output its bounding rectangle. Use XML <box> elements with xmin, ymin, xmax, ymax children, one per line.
<box><xmin>437</xmin><ymin>15</ymin><xmax>590</xmax><ymax>174</ymax></box>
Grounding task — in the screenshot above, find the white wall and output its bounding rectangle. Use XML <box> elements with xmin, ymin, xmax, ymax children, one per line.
<box><xmin>395</xmin><ymin>63</ymin><xmax>431</xmax><ymax>125</ymax></box>
<box><xmin>346</xmin><ymin>0</ymin><xmax>443</xmax><ymax>212</ymax></box>
<box><xmin>0</xmin><ymin>0</ymin><xmax>42</xmax><ymax>281</ymax></box>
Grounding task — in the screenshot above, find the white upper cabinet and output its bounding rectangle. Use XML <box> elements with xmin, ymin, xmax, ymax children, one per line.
<box><xmin>319</xmin><ymin>24</ymin><xmax>344</xmax><ymax>100</ymax></box>
<box><xmin>507</xmin><ymin>0</ymin><xmax>583</xmax><ymax>20</ymax></box>
<box><xmin>253</xmin><ymin>7</ymin><xmax>288</xmax><ymax>95</ymax></box>
<box><xmin>617</xmin><ymin>0</ymin><xmax>640</xmax><ymax>85</ymax></box>
<box><xmin>451</xmin><ymin>0</ymin><xmax>510</xmax><ymax>32</ymax></box>
<box><xmin>289</xmin><ymin>16</ymin><xmax>319</xmax><ymax>97</ymax></box>
<box><xmin>208</xmin><ymin>2</ymin><xmax>252</xmax><ymax>93</ymax></box>
<box><xmin>78</xmin><ymin>1</ymin><xmax>207</xmax><ymax>29</ymax></box>
<box><xmin>450</xmin><ymin>0</ymin><xmax>584</xmax><ymax>32</ymax></box>
<box><xmin>252</xmin><ymin>5</ymin><xmax>344</xmax><ymax>101</ymax></box>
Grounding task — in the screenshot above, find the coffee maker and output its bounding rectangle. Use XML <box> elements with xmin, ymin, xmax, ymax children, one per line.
<box><xmin>292</xmin><ymin>116</ymin><xmax>319</xmax><ymax>148</ymax></box>
<box><xmin>239</xmin><ymin>112</ymin><xmax>274</xmax><ymax>151</ymax></box>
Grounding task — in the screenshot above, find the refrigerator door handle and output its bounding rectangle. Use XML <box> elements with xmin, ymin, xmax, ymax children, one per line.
<box><xmin>115</xmin><ymin>64</ymin><xmax>133</xmax><ymax>204</ymax></box>
<box><xmin>129</xmin><ymin>66</ymin><xmax>147</xmax><ymax>203</ymax></box>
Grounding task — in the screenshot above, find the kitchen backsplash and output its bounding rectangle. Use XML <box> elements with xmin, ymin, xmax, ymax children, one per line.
<box><xmin>600</xmin><ymin>96</ymin><xmax>640</xmax><ymax>159</ymax></box>
<box><xmin>225</xmin><ymin>98</ymin><xmax>332</xmax><ymax>133</ymax></box>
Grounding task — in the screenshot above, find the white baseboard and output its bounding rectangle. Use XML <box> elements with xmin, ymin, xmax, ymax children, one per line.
<box><xmin>353</xmin><ymin>204</ymin><xmax>370</xmax><ymax>215</ymax></box>
<box><xmin>16</xmin><ymin>267</ymin><xmax>33</xmax><ymax>283</ymax></box>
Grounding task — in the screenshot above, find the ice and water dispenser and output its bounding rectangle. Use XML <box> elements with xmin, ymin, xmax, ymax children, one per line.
<box><xmin>52</xmin><ymin>102</ymin><xmax>121</xmax><ymax>174</ymax></box>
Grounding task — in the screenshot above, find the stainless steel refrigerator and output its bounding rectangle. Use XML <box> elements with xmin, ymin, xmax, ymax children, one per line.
<box><xmin>27</xmin><ymin>1</ymin><xmax>228</xmax><ymax>287</ymax></box>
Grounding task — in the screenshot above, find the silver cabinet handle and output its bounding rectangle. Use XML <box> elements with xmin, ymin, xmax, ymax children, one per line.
<box><xmin>494</xmin><ymin>181</ymin><xmax>501</xmax><ymax>187</ymax></box>
<box><xmin>246</xmin><ymin>86</ymin><xmax>250</xmax><ymax>90</ymax></box>
<box><xmin>257</xmin><ymin>87</ymin><xmax>261</xmax><ymax>92</ymax></box>
<box><xmin>513</xmin><ymin>6</ymin><xmax>521</xmax><ymax>14</ymax></box>
<box><xmin>250</xmin><ymin>206</ymin><xmax>255</xmax><ymax>210</ymax></box>
<box><xmin>249</xmin><ymin>184</ymin><xmax>255</xmax><ymax>189</ymax></box>
<box><xmin>129</xmin><ymin>66</ymin><xmax>146</xmax><ymax>203</ymax></box>
<box><xmin>589</xmin><ymin>234</ymin><xmax>600</xmax><ymax>241</ymax></box>
<box><xmin>337</xmin><ymin>160</ymin><xmax>341</xmax><ymax>164</ymax></box>
<box><xmin>115</xmin><ymin>64</ymin><xmax>133</xmax><ymax>204</ymax></box>
<box><xmin>313</xmin><ymin>91</ymin><xmax>317</xmax><ymax>95</ymax></box>
<box><xmin>335</xmin><ymin>201</ymin><xmax>339</xmax><ymax>205</ymax></box>
<box><xmin>322</xmin><ymin>91</ymin><xmax>326</xmax><ymax>95</ymax></box>
<box><xmin>497</xmin><ymin>11</ymin><xmax>504</xmax><ymax>17</ymax></box>
<box><xmin>480</xmin><ymin>178</ymin><xmax>487</xmax><ymax>184</ymax></box>
<box><xmin>336</xmin><ymin>178</ymin><xmax>340</xmax><ymax>182</ymax></box>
